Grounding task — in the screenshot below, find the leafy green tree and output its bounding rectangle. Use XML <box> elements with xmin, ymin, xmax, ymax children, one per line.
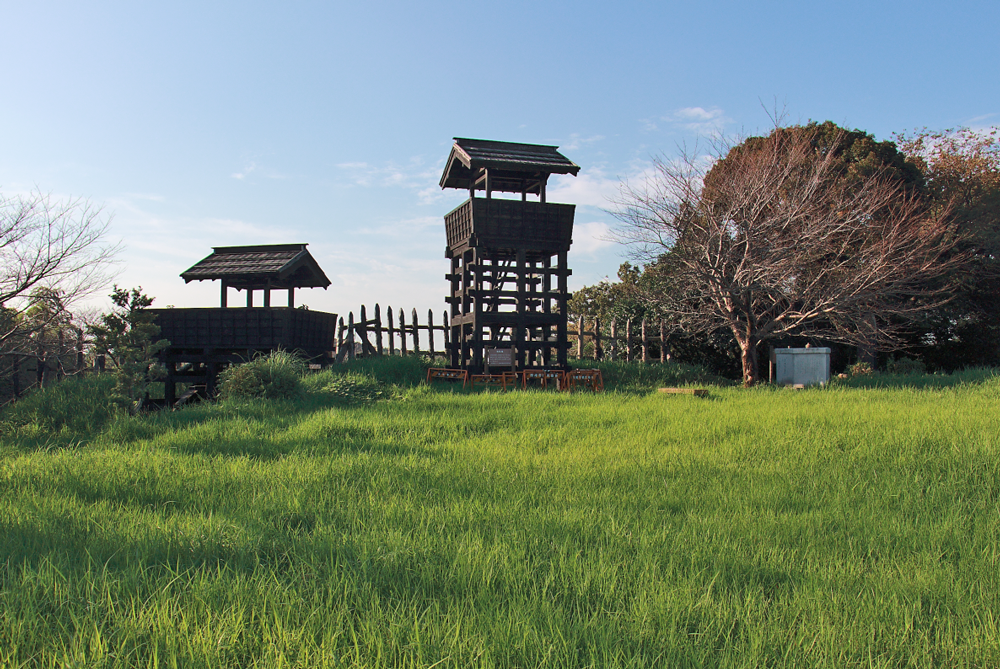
<box><xmin>87</xmin><ymin>287</ymin><xmax>169</xmax><ymax>410</ymax></box>
<box><xmin>569</xmin><ymin>263</ymin><xmax>647</xmax><ymax>324</ymax></box>
<box><xmin>894</xmin><ymin>127</ymin><xmax>1000</xmax><ymax>369</ymax></box>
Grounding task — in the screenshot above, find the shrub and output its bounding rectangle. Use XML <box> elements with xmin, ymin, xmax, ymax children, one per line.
<box><xmin>217</xmin><ymin>350</ymin><xmax>306</xmax><ymax>401</ymax></box>
<box><xmin>87</xmin><ymin>286</ymin><xmax>170</xmax><ymax>411</ymax></box>
<box><xmin>886</xmin><ymin>356</ymin><xmax>927</xmax><ymax>375</ymax></box>
<box><xmin>848</xmin><ymin>361</ymin><xmax>874</xmax><ymax>376</ymax></box>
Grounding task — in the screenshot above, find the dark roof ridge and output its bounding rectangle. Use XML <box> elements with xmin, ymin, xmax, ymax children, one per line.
<box><xmin>211</xmin><ymin>243</ymin><xmax>309</xmax><ymax>254</ymax></box>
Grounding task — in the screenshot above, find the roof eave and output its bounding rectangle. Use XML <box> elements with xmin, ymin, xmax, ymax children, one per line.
<box><xmin>439</xmin><ymin>144</ymin><xmax>475</xmax><ymax>189</ymax></box>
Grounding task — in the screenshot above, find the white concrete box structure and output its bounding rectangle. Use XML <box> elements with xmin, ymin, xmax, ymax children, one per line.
<box><xmin>771</xmin><ymin>347</ymin><xmax>831</xmax><ymax>386</ymax></box>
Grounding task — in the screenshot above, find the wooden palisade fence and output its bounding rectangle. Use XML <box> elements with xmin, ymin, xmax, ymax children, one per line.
<box><xmin>334</xmin><ymin>307</ymin><xmax>671</xmax><ymax>365</ymax></box>
<box><xmin>335</xmin><ymin>305</ymin><xmax>451</xmax><ymax>362</ymax></box>
<box><xmin>568</xmin><ymin>316</ymin><xmax>672</xmax><ymax>363</ymax></box>
<box><xmin>1</xmin><ymin>327</ymin><xmax>88</xmax><ymax>404</ymax></box>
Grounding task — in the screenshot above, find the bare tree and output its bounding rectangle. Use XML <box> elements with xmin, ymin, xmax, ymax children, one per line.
<box><xmin>612</xmin><ymin>123</ymin><xmax>963</xmax><ymax>386</ymax></box>
<box><xmin>1</xmin><ymin>190</ymin><xmax>119</xmax><ymax>348</ymax></box>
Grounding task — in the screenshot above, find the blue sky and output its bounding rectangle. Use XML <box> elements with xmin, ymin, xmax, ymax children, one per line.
<box><xmin>2</xmin><ymin>0</ymin><xmax>997</xmax><ymax>319</ymax></box>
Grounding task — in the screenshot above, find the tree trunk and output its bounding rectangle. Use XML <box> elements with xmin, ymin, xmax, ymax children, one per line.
<box><xmin>740</xmin><ymin>341</ymin><xmax>760</xmax><ymax>387</ymax></box>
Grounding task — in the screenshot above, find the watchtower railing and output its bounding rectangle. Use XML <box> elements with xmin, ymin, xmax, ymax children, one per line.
<box><xmin>444</xmin><ymin>198</ymin><xmax>575</xmax><ymax>252</ymax></box>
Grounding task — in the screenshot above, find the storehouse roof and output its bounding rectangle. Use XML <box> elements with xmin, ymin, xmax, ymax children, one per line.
<box><xmin>180</xmin><ymin>244</ymin><xmax>331</xmax><ymax>289</ymax></box>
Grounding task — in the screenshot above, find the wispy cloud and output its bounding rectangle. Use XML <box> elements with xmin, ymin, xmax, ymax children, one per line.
<box><xmin>336</xmin><ymin>157</ymin><xmax>442</xmax><ymax>194</ymax></box>
<box><xmin>119</xmin><ymin>192</ymin><xmax>166</xmax><ymax>202</ymax></box>
<box><xmin>573</xmin><ymin>221</ymin><xmax>615</xmax><ymax>255</ymax></box>
<box><xmin>668</xmin><ymin>107</ymin><xmax>732</xmax><ymax>135</ymax></box>
<box><xmin>640</xmin><ymin>117</ymin><xmax>660</xmax><ymax>132</ymax></box>
<box><xmin>355</xmin><ymin>215</ymin><xmax>443</xmax><ymax>238</ymax></box>
<box><xmin>966</xmin><ymin>113</ymin><xmax>998</xmax><ymax>125</ymax></box>
<box><xmin>642</xmin><ymin>106</ymin><xmax>733</xmax><ymax>137</ymax></box>
<box><xmin>563</xmin><ymin>133</ymin><xmax>605</xmax><ymax>151</ymax></box>
<box><xmin>231</xmin><ymin>158</ymin><xmax>289</xmax><ymax>181</ymax></box>
<box><xmin>548</xmin><ymin>169</ymin><xmax>622</xmax><ymax>209</ymax></box>
<box><xmin>231</xmin><ymin>161</ymin><xmax>257</xmax><ymax>180</ymax></box>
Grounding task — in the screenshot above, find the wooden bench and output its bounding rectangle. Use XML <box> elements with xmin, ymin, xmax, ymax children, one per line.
<box><xmin>566</xmin><ymin>369</ymin><xmax>604</xmax><ymax>392</ymax></box>
<box><xmin>426</xmin><ymin>368</ymin><xmax>469</xmax><ymax>387</ymax></box>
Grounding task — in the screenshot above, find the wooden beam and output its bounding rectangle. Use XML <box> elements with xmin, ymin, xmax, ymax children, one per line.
<box><xmin>658</xmin><ymin>388</ymin><xmax>709</xmax><ymax>397</ymax></box>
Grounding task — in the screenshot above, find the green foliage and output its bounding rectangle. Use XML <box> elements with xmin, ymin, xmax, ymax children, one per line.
<box><xmin>568</xmin><ymin>262</ymin><xmax>649</xmax><ymax>323</ymax></box>
<box><xmin>87</xmin><ymin>286</ymin><xmax>169</xmax><ymax>409</ymax></box>
<box><xmin>217</xmin><ymin>349</ymin><xmax>307</xmax><ymax>401</ymax></box>
<box><xmin>848</xmin><ymin>360</ymin><xmax>874</xmax><ymax>376</ymax></box>
<box><xmin>886</xmin><ymin>356</ymin><xmax>927</xmax><ymax>375</ymax></box>
<box><xmin>0</xmin><ymin>373</ymin><xmax>119</xmax><ymax>438</ymax></box>
<box><xmin>313</xmin><ymin>372</ymin><xmax>395</xmax><ymax>404</ymax></box>
<box><xmin>894</xmin><ymin>126</ymin><xmax>1000</xmax><ymax>370</ymax></box>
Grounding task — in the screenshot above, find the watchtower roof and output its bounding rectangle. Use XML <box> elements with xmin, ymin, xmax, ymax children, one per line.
<box><xmin>440</xmin><ymin>138</ymin><xmax>580</xmax><ymax>191</ymax></box>
<box><xmin>181</xmin><ymin>244</ymin><xmax>331</xmax><ymax>290</ymax></box>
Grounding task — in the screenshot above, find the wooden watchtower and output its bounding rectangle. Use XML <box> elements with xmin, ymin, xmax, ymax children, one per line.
<box><xmin>148</xmin><ymin>244</ymin><xmax>337</xmax><ymax>405</ymax></box>
<box><xmin>440</xmin><ymin>138</ymin><xmax>579</xmax><ymax>373</ymax></box>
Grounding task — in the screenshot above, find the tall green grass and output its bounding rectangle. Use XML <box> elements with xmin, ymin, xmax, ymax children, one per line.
<box><xmin>1</xmin><ymin>367</ymin><xmax>998</xmax><ymax>666</ymax></box>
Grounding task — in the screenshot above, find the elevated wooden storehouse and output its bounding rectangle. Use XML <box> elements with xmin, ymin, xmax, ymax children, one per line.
<box><xmin>440</xmin><ymin>138</ymin><xmax>579</xmax><ymax>373</ymax></box>
<box><xmin>149</xmin><ymin>244</ymin><xmax>337</xmax><ymax>406</ymax></box>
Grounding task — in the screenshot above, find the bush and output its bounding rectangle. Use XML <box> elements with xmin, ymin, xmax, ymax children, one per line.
<box><xmin>87</xmin><ymin>287</ymin><xmax>170</xmax><ymax>411</ymax></box>
<box><xmin>886</xmin><ymin>356</ymin><xmax>927</xmax><ymax>375</ymax></box>
<box><xmin>217</xmin><ymin>350</ymin><xmax>306</xmax><ymax>401</ymax></box>
<box><xmin>848</xmin><ymin>361</ymin><xmax>874</xmax><ymax>376</ymax></box>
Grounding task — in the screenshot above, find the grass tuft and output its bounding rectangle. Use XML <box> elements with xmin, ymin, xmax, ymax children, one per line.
<box><xmin>217</xmin><ymin>349</ymin><xmax>307</xmax><ymax>401</ymax></box>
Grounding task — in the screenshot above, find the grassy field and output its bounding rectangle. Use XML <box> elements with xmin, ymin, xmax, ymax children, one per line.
<box><xmin>1</xmin><ymin>361</ymin><xmax>999</xmax><ymax>667</ymax></box>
